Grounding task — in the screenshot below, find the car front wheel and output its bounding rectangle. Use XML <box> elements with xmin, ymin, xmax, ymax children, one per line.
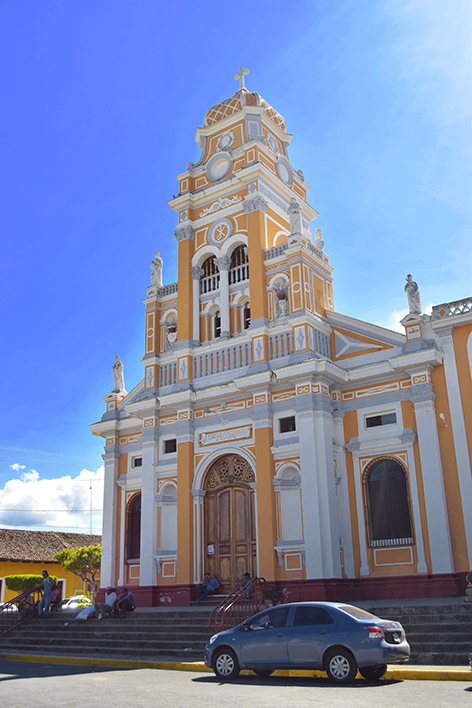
<box><xmin>359</xmin><ymin>664</ymin><xmax>387</xmax><ymax>681</ymax></box>
<box><xmin>325</xmin><ymin>648</ymin><xmax>357</xmax><ymax>684</ymax></box>
<box><xmin>213</xmin><ymin>648</ymin><xmax>240</xmax><ymax>680</ymax></box>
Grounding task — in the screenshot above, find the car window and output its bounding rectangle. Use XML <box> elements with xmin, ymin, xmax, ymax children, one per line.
<box><xmin>337</xmin><ymin>605</ymin><xmax>380</xmax><ymax>621</ymax></box>
<box><xmin>248</xmin><ymin>606</ymin><xmax>290</xmax><ymax>630</ymax></box>
<box><xmin>293</xmin><ymin>606</ymin><xmax>335</xmax><ymax>626</ymax></box>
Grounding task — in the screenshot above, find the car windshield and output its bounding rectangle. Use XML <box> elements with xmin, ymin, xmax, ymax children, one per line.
<box><xmin>337</xmin><ymin>605</ymin><xmax>380</xmax><ymax>621</ymax></box>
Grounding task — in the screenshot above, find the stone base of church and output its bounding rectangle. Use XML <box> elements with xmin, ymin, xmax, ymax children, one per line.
<box><xmin>272</xmin><ymin>572</ymin><xmax>467</xmax><ymax>604</ymax></box>
<box><xmin>100</xmin><ymin>572</ymin><xmax>467</xmax><ymax>608</ymax></box>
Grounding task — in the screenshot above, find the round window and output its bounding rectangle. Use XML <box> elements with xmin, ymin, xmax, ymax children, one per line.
<box><xmin>276</xmin><ymin>156</ymin><xmax>293</xmax><ymax>186</ymax></box>
<box><xmin>207</xmin><ymin>153</ymin><xmax>232</xmax><ymax>182</ymax></box>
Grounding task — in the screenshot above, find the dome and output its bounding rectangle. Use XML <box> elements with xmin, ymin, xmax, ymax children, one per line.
<box><xmin>204</xmin><ymin>88</ymin><xmax>287</xmax><ymax>132</ymax></box>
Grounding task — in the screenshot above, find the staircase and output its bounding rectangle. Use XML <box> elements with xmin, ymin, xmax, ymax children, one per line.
<box><xmin>363</xmin><ymin>600</ymin><xmax>471</xmax><ymax>665</ymax></box>
<box><xmin>0</xmin><ymin>598</ymin><xmax>470</xmax><ymax>666</ymax></box>
<box><xmin>0</xmin><ymin>605</ymin><xmax>217</xmax><ymax>662</ymax></box>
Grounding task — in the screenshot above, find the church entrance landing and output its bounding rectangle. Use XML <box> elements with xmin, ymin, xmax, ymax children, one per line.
<box><xmin>204</xmin><ymin>455</ymin><xmax>256</xmax><ymax>593</ymax></box>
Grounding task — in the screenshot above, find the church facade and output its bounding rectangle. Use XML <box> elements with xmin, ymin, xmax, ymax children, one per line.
<box><xmin>90</xmin><ymin>74</ymin><xmax>472</xmax><ymax>606</ymax></box>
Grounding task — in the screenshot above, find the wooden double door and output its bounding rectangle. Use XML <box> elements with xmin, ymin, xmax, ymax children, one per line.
<box><xmin>204</xmin><ymin>455</ymin><xmax>256</xmax><ymax>593</ymax></box>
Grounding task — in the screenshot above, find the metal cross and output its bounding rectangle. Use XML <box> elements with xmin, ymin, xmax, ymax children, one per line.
<box><xmin>234</xmin><ymin>67</ymin><xmax>249</xmax><ymax>89</ymax></box>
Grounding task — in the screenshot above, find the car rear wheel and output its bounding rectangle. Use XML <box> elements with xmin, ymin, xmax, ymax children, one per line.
<box><xmin>359</xmin><ymin>664</ymin><xmax>388</xmax><ymax>681</ymax></box>
<box><xmin>213</xmin><ymin>648</ymin><xmax>240</xmax><ymax>680</ymax></box>
<box><xmin>253</xmin><ymin>669</ymin><xmax>274</xmax><ymax>678</ymax></box>
<box><xmin>325</xmin><ymin>648</ymin><xmax>357</xmax><ymax>684</ymax></box>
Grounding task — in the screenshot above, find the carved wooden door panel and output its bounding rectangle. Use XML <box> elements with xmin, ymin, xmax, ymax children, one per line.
<box><xmin>204</xmin><ymin>455</ymin><xmax>256</xmax><ymax>593</ymax></box>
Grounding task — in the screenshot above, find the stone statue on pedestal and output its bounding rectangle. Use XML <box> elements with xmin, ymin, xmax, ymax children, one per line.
<box><xmin>150</xmin><ymin>251</ymin><xmax>163</xmax><ymax>287</ymax></box>
<box><xmin>112</xmin><ymin>355</ymin><xmax>126</xmax><ymax>393</ymax></box>
<box><xmin>404</xmin><ymin>274</ymin><xmax>422</xmax><ymax>315</ymax></box>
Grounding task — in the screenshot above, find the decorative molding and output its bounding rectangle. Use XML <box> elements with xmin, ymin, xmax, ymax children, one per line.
<box><xmin>199</xmin><ymin>195</ymin><xmax>242</xmax><ymax>218</ymax></box>
<box><xmin>200</xmin><ymin>425</ymin><xmax>252</xmax><ymax>445</ymax></box>
<box><xmin>215</xmin><ymin>130</ymin><xmax>235</xmax><ymax>152</ymax></box>
<box><xmin>174</xmin><ymin>224</ymin><xmax>195</xmax><ymax>243</ymax></box>
<box><xmin>243</xmin><ymin>195</ymin><xmax>269</xmax><ymax>214</ymax></box>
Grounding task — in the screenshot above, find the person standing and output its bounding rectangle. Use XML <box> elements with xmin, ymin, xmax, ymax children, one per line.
<box><xmin>37</xmin><ymin>570</ymin><xmax>54</xmax><ymax>619</ymax></box>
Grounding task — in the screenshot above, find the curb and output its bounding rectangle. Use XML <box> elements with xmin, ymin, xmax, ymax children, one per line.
<box><xmin>0</xmin><ymin>653</ymin><xmax>470</xmax><ymax>681</ymax></box>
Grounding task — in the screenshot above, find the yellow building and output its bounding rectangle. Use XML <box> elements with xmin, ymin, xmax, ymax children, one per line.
<box><xmin>90</xmin><ymin>72</ymin><xmax>472</xmax><ymax>606</ymax></box>
<box><xmin>0</xmin><ymin>529</ymin><xmax>101</xmax><ymax>603</ymax></box>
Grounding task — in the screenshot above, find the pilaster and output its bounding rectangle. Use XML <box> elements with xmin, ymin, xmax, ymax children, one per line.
<box><xmin>100</xmin><ymin>447</ymin><xmax>120</xmax><ymax>588</ymax></box>
<box><xmin>412</xmin><ymin>384</ymin><xmax>453</xmax><ymax>573</ymax></box>
<box><xmin>139</xmin><ymin>425</ymin><xmax>159</xmax><ymax>586</ymax></box>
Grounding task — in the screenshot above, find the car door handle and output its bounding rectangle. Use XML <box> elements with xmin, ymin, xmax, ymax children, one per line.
<box><xmin>276</xmin><ymin>633</ymin><xmax>285</xmax><ymax>637</ymax></box>
<box><xmin>319</xmin><ymin>630</ymin><xmax>328</xmax><ymax>634</ymax></box>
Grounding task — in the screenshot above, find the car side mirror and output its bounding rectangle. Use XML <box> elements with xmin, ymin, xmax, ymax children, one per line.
<box><xmin>240</xmin><ymin>622</ymin><xmax>250</xmax><ymax>632</ymax></box>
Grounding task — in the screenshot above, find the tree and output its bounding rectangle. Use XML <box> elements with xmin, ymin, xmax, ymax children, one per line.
<box><xmin>54</xmin><ymin>545</ymin><xmax>101</xmax><ymax>602</ymax></box>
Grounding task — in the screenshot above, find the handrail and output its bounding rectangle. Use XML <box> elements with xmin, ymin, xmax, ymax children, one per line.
<box><xmin>0</xmin><ymin>587</ymin><xmax>42</xmax><ymax>637</ymax></box>
<box><xmin>208</xmin><ymin>577</ymin><xmax>267</xmax><ymax>634</ymax></box>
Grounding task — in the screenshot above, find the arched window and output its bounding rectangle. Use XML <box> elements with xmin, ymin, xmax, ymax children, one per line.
<box><xmin>363</xmin><ymin>458</ymin><xmax>413</xmax><ymax>547</ymax></box>
<box><xmin>200</xmin><ymin>257</ymin><xmax>220</xmax><ymax>294</ymax></box>
<box><xmin>127</xmin><ymin>493</ymin><xmax>141</xmax><ymax>560</ymax></box>
<box><xmin>229</xmin><ymin>245</ymin><xmax>249</xmax><ymax>284</ymax></box>
<box><xmin>243</xmin><ymin>303</ymin><xmax>251</xmax><ymax>329</ymax></box>
<box><xmin>214</xmin><ymin>310</ymin><xmax>221</xmax><ymax>338</ymax></box>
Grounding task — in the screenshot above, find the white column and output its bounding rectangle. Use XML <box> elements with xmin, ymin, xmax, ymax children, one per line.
<box><xmin>191</xmin><ymin>266</ymin><xmax>203</xmax><ymax>343</ymax></box>
<box><xmin>100</xmin><ymin>447</ymin><xmax>120</xmax><ymax>587</ymax></box>
<box><xmin>403</xmin><ymin>438</ymin><xmax>428</xmax><ymax>573</ymax></box>
<box><xmin>192</xmin><ymin>489</ymin><xmax>205</xmax><ymax>584</ymax></box>
<box><xmin>139</xmin><ymin>427</ymin><xmax>159</xmax><ymax>586</ymax></box>
<box><xmin>346</xmin><ymin>441</ymin><xmax>370</xmax><ymax>576</ymax></box>
<box><xmin>437</xmin><ymin>327</ymin><xmax>472</xmax><ymax>565</ymax></box>
<box><xmin>413</xmin><ymin>391</ymin><xmax>454</xmax><ymax>573</ymax></box>
<box><xmin>332</xmin><ymin>412</ymin><xmax>355</xmax><ymax>578</ymax></box>
<box><xmin>216</xmin><ymin>256</ymin><xmax>231</xmax><ymax>338</ymax></box>
<box><xmin>298</xmin><ymin>405</ymin><xmax>341</xmax><ymax>579</ymax></box>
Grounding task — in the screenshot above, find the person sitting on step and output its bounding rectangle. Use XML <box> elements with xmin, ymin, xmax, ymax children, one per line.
<box><xmin>110</xmin><ymin>587</ymin><xmax>136</xmax><ymax>617</ymax></box>
<box><xmin>196</xmin><ymin>573</ymin><xmax>220</xmax><ymax>602</ymax></box>
<box><xmin>94</xmin><ymin>586</ymin><xmax>117</xmax><ymax>619</ymax></box>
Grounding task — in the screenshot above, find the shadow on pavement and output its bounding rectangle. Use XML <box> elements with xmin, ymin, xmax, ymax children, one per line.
<box><xmin>192</xmin><ymin>674</ymin><xmax>403</xmax><ymax>689</ymax></box>
<box><xmin>0</xmin><ymin>661</ymin><xmax>133</xmax><ymax>683</ymax></box>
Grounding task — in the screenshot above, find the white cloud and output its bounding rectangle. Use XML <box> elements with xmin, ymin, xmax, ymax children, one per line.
<box><xmin>373</xmin><ymin>302</ymin><xmax>434</xmax><ymax>333</ymax></box>
<box><xmin>0</xmin><ymin>466</ymin><xmax>104</xmax><ymax>533</ymax></box>
<box><xmin>9</xmin><ymin>463</ymin><xmax>26</xmax><ymax>473</ymax></box>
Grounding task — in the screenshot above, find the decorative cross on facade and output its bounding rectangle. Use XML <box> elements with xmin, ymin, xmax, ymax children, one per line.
<box><xmin>234</xmin><ymin>67</ymin><xmax>249</xmax><ymax>89</ymax></box>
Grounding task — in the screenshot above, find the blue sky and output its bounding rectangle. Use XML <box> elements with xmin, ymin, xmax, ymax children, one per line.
<box><xmin>0</xmin><ymin>0</ymin><xmax>470</xmax><ymax>532</ymax></box>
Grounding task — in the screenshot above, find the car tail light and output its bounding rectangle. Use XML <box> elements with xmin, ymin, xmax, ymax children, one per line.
<box><xmin>367</xmin><ymin>626</ymin><xmax>385</xmax><ymax>639</ymax></box>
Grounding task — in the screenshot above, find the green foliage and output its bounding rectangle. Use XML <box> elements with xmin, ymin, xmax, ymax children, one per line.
<box><xmin>54</xmin><ymin>545</ymin><xmax>101</xmax><ymax>602</ymax></box>
<box><xmin>5</xmin><ymin>574</ymin><xmax>58</xmax><ymax>594</ymax></box>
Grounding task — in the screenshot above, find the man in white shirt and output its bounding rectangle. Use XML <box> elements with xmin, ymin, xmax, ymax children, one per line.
<box><xmin>94</xmin><ymin>586</ymin><xmax>117</xmax><ymax>619</ymax></box>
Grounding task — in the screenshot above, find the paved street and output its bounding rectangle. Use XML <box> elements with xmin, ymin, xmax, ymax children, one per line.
<box><xmin>0</xmin><ymin>662</ymin><xmax>470</xmax><ymax>708</ymax></box>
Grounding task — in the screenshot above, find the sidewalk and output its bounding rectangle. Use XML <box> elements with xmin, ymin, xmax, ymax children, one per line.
<box><xmin>0</xmin><ymin>650</ymin><xmax>470</xmax><ymax>681</ymax></box>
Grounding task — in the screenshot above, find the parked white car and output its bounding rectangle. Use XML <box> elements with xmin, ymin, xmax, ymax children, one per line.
<box><xmin>60</xmin><ymin>595</ymin><xmax>92</xmax><ymax>610</ymax></box>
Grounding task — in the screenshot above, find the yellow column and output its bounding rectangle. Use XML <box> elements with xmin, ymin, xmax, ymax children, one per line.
<box><xmin>175</xmin><ymin>438</ymin><xmax>194</xmax><ymax>585</ymax></box>
<box><xmin>253</xmin><ymin>423</ymin><xmax>277</xmax><ymax>581</ymax></box>
<box><xmin>244</xmin><ymin>196</ymin><xmax>269</xmax><ymax>322</ymax></box>
<box><xmin>174</xmin><ymin>224</ymin><xmax>195</xmax><ymax>341</ymax></box>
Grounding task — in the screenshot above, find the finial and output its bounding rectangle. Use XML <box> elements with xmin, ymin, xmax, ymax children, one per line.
<box><xmin>234</xmin><ymin>67</ymin><xmax>249</xmax><ymax>90</ymax></box>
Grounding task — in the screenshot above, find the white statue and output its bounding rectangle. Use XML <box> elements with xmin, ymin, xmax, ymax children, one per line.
<box><xmin>288</xmin><ymin>198</ymin><xmax>302</xmax><ymax>235</ymax></box>
<box><xmin>314</xmin><ymin>228</ymin><xmax>324</xmax><ymax>251</ymax></box>
<box><xmin>404</xmin><ymin>274</ymin><xmax>422</xmax><ymax>315</ymax></box>
<box><xmin>112</xmin><ymin>355</ymin><xmax>126</xmax><ymax>393</ymax></box>
<box><xmin>150</xmin><ymin>251</ymin><xmax>163</xmax><ymax>287</ymax></box>
<box><xmin>166</xmin><ymin>319</ymin><xmax>177</xmax><ymax>345</ymax></box>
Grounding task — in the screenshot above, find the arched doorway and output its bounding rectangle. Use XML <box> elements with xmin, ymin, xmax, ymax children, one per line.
<box><xmin>204</xmin><ymin>455</ymin><xmax>256</xmax><ymax>593</ymax></box>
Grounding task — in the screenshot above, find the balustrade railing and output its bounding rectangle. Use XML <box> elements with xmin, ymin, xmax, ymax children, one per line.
<box><xmin>159</xmin><ymin>361</ymin><xmax>177</xmax><ymax>387</ymax></box>
<box><xmin>269</xmin><ymin>331</ymin><xmax>293</xmax><ymax>359</ymax></box>
<box><xmin>228</xmin><ymin>264</ymin><xmax>249</xmax><ymax>285</ymax></box>
<box><xmin>194</xmin><ymin>342</ymin><xmax>252</xmax><ymax>378</ymax></box>
<box><xmin>265</xmin><ymin>243</ymin><xmax>288</xmax><ymax>260</ymax></box>
<box><xmin>200</xmin><ymin>274</ymin><xmax>220</xmax><ymax>294</ymax></box>
<box><xmin>432</xmin><ymin>297</ymin><xmax>472</xmax><ymax>320</ymax></box>
<box><xmin>159</xmin><ymin>282</ymin><xmax>178</xmax><ymax>297</ymax></box>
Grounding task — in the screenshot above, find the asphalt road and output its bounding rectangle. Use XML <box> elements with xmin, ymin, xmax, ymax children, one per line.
<box><xmin>0</xmin><ymin>661</ymin><xmax>470</xmax><ymax>708</ymax></box>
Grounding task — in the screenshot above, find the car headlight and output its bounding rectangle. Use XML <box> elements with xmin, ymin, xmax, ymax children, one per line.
<box><xmin>209</xmin><ymin>635</ymin><xmax>218</xmax><ymax>644</ymax></box>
